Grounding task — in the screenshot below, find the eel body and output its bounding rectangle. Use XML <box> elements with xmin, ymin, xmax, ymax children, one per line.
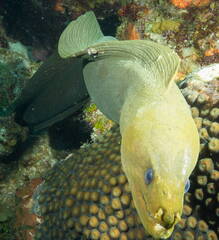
<box><xmin>58</xmin><ymin>11</ymin><xmax>200</xmax><ymax>239</ymax></box>
<box><xmin>13</xmin><ymin>11</ymin><xmax>200</xmax><ymax>239</ymax></box>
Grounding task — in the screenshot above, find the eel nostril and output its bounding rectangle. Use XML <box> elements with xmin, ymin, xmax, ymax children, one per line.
<box><xmin>161</xmin><ymin>212</ymin><xmax>181</xmax><ymax>229</ymax></box>
<box><xmin>162</xmin><ymin>213</ymin><xmax>174</xmax><ymax>226</ymax></box>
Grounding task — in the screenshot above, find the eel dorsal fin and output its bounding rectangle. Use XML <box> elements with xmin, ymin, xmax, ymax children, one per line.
<box><xmin>58</xmin><ymin>11</ymin><xmax>117</xmax><ymax>58</ymax></box>
<box><xmin>83</xmin><ymin>40</ymin><xmax>180</xmax><ymax>123</ymax></box>
<box><xmin>84</xmin><ymin>40</ymin><xmax>180</xmax><ymax>89</ymax></box>
<box><xmin>58</xmin><ymin>11</ymin><xmax>104</xmax><ymax>58</ymax></box>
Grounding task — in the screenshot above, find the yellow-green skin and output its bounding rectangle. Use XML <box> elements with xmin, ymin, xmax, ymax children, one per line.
<box><xmin>120</xmin><ymin>82</ymin><xmax>200</xmax><ymax>238</ymax></box>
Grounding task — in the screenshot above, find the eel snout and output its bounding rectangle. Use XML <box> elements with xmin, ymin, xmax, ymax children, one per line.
<box><xmin>154</xmin><ymin>207</ymin><xmax>180</xmax><ymax>228</ymax></box>
<box><xmin>152</xmin><ymin>208</ymin><xmax>181</xmax><ymax>238</ymax></box>
<box><xmin>138</xmin><ymin>190</ymin><xmax>182</xmax><ymax>239</ymax></box>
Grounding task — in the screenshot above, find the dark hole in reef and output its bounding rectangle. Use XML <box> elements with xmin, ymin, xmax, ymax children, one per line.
<box><xmin>0</xmin><ymin>0</ymin><xmax>67</xmax><ymax>50</ymax></box>
<box><xmin>98</xmin><ymin>13</ymin><xmax>121</xmax><ymax>37</ymax></box>
<box><xmin>48</xmin><ymin>115</ymin><xmax>92</xmax><ymax>151</ymax></box>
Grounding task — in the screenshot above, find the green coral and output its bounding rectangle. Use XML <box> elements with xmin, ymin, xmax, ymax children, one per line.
<box><xmin>84</xmin><ymin>103</ymin><xmax>97</xmax><ymax>114</ymax></box>
<box><xmin>151</xmin><ymin>20</ymin><xmax>181</xmax><ymax>34</ymax></box>
<box><xmin>83</xmin><ymin>102</ymin><xmax>114</xmax><ymax>137</ymax></box>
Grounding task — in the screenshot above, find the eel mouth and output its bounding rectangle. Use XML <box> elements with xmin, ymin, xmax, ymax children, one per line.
<box><xmin>152</xmin><ymin>210</ymin><xmax>181</xmax><ymax>238</ymax></box>
<box><xmin>141</xmin><ymin>194</ymin><xmax>181</xmax><ymax>239</ymax></box>
<box><xmin>145</xmin><ymin>208</ymin><xmax>180</xmax><ymax>239</ymax></box>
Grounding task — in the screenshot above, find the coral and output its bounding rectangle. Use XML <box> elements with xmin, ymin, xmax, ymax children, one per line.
<box><xmin>170</xmin><ymin>0</ymin><xmax>192</xmax><ymax>8</ymax></box>
<box><xmin>173</xmin><ymin>64</ymin><xmax>219</xmax><ymax>239</ymax></box>
<box><xmin>0</xmin><ymin>47</ymin><xmax>38</xmax><ymax>158</ymax></box>
<box><xmin>0</xmin><ymin>195</ymin><xmax>15</xmax><ymax>240</ymax></box>
<box><xmin>117</xmin><ymin>0</ymin><xmax>219</xmax><ymax>67</ymax></box>
<box><xmin>117</xmin><ymin>3</ymin><xmax>149</xmax><ymax>21</ymax></box>
<box><xmin>0</xmin><ymin>48</ymin><xmax>37</xmax><ymax>114</ymax></box>
<box><xmin>62</xmin><ymin>0</ymin><xmax>120</xmax><ymax>19</ymax></box>
<box><xmin>204</xmin><ymin>48</ymin><xmax>219</xmax><ymax>57</ymax></box>
<box><xmin>170</xmin><ymin>0</ymin><xmax>212</xmax><ymax>8</ymax></box>
<box><xmin>0</xmin><ymin>205</ymin><xmax>13</xmax><ymax>222</ymax></box>
<box><xmin>117</xmin><ymin>21</ymin><xmax>142</xmax><ymax>40</ymax></box>
<box><xmin>0</xmin><ymin>116</ymin><xmax>28</xmax><ymax>158</ymax></box>
<box><xmin>0</xmin><ymin>130</ymin><xmax>59</xmax><ymax>220</ymax></box>
<box><xmin>125</xmin><ymin>23</ymin><xmax>141</xmax><ymax>40</ymax></box>
<box><xmin>83</xmin><ymin>102</ymin><xmax>114</xmax><ymax>140</ymax></box>
<box><xmin>34</xmin><ymin>127</ymin><xmax>154</xmax><ymax>240</ymax></box>
<box><xmin>151</xmin><ymin>20</ymin><xmax>181</xmax><ymax>34</ymax></box>
<box><xmin>34</xmin><ymin>65</ymin><xmax>219</xmax><ymax>239</ymax></box>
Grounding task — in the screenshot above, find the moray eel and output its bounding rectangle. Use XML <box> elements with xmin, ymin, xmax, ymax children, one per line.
<box><xmin>58</xmin><ymin>12</ymin><xmax>200</xmax><ymax>238</ymax></box>
<box><xmin>14</xmin><ymin>12</ymin><xmax>200</xmax><ymax>238</ymax></box>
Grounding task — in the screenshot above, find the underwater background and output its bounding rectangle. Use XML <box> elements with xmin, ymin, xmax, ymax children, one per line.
<box><xmin>0</xmin><ymin>0</ymin><xmax>218</xmax><ymax>239</ymax></box>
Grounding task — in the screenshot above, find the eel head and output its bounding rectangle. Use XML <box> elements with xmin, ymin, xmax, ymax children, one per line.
<box><xmin>120</xmin><ymin>98</ymin><xmax>200</xmax><ymax>239</ymax></box>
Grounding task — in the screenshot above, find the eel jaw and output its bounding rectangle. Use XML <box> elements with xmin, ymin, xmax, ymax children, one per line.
<box><xmin>143</xmin><ymin>206</ymin><xmax>181</xmax><ymax>239</ymax></box>
<box><xmin>135</xmin><ymin>193</ymin><xmax>181</xmax><ymax>239</ymax></box>
<box><xmin>152</xmin><ymin>208</ymin><xmax>181</xmax><ymax>239</ymax></box>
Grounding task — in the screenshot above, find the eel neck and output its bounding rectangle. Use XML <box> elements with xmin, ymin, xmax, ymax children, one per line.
<box><xmin>119</xmin><ymin>83</ymin><xmax>165</xmax><ymax>135</ymax></box>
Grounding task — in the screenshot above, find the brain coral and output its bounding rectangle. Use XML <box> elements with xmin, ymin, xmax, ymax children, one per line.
<box><xmin>35</xmin><ymin>128</ymin><xmax>154</xmax><ymax>240</ymax></box>
<box><xmin>34</xmin><ymin>65</ymin><xmax>218</xmax><ymax>240</ymax></box>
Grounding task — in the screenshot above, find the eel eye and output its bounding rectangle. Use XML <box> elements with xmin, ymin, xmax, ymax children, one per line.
<box><xmin>144</xmin><ymin>168</ymin><xmax>153</xmax><ymax>184</ymax></box>
<box><xmin>185</xmin><ymin>179</ymin><xmax>190</xmax><ymax>193</ymax></box>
